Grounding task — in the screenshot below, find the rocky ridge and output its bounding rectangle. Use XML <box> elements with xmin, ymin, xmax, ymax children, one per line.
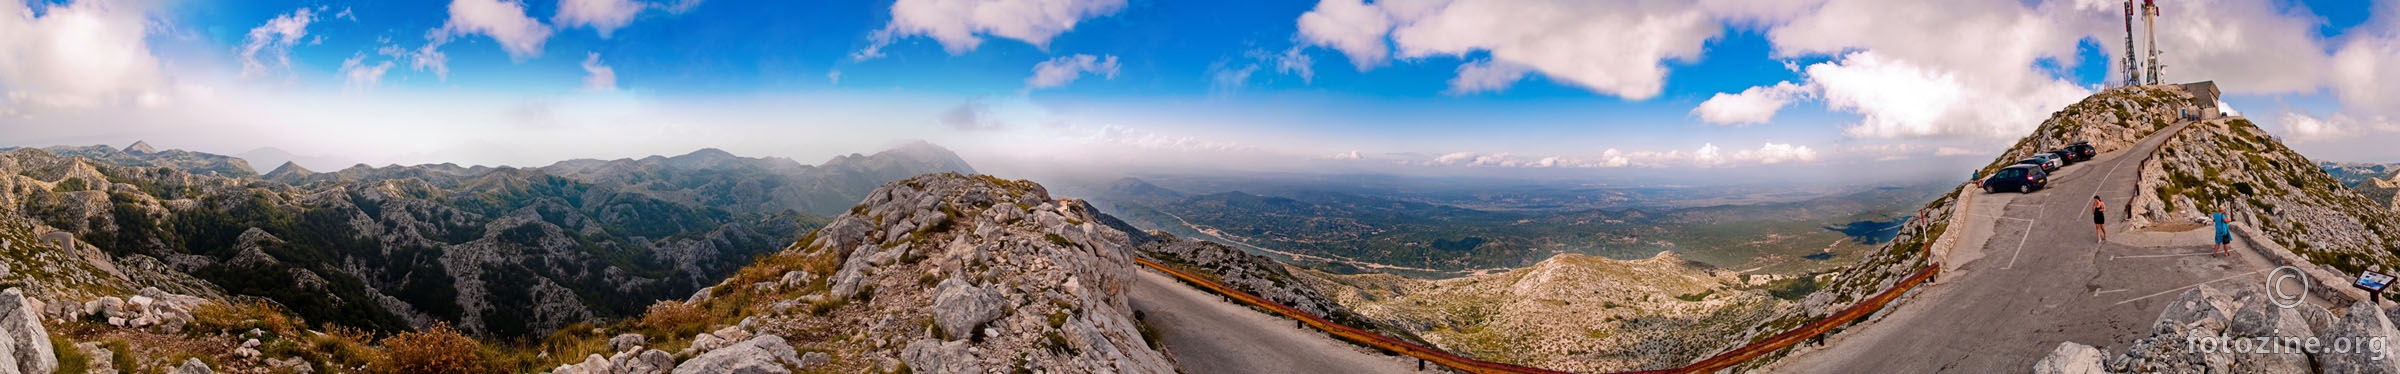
<box><xmin>666</xmin><ymin>173</ymin><xmax>1172</xmax><ymax>373</ymax></box>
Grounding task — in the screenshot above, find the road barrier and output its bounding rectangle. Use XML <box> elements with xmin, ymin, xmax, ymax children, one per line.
<box><xmin>1136</xmin><ymin>257</ymin><xmax>1942</xmax><ymax>373</ymax></box>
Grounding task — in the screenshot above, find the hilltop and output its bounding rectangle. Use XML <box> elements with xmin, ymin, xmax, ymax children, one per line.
<box><xmin>2131</xmin><ymin>119</ymin><xmax>2400</xmax><ymax>272</ymax></box>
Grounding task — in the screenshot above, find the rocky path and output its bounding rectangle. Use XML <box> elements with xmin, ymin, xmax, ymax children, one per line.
<box><xmin>1127</xmin><ymin>269</ymin><xmax>1419</xmax><ymax>374</ymax></box>
<box><xmin>1770</xmin><ymin>120</ymin><xmax>2333</xmax><ymax>372</ymax></box>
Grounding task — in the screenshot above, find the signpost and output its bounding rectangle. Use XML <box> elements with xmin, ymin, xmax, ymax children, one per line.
<box><xmin>2356</xmin><ymin>270</ymin><xmax>2394</xmax><ymax>305</ymax></box>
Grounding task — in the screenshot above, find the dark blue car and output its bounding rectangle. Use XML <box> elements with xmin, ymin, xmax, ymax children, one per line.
<box><xmin>1984</xmin><ymin>164</ymin><xmax>2048</xmax><ymax>193</ymax></box>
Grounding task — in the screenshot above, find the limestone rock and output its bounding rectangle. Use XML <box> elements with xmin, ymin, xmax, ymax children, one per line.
<box><xmin>900</xmin><ymin>339</ymin><xmax>982</xmax><ymax>374</ymax></box>
<box><xmin>672</xmin><ymin>335</ymin><xmax>806</xmax><ymax>374</ymax></box>
<box><xmin>2318</xmin><ymin>301</ymin><xmax>2400</xmax><ymax>374</ymax></box>
<box><xmin>2034</xmin><ymin>342</ymin><xmax>2106</xmax><ymax>374</ymax></box>
<box><xmin>168</xmin><ymin>358</ymin><xmax>212</xmax><ymax>374</ymax></box>
<box><xmin>930</xmin><ymin>277</ymin><xmax>1003</xmax><ymax>340</ymax></box>
<box><xmin>609</xmin><ymin>333</ymin><xmax>646</xmax><ymax>352</ymax></box>
<box><xmin>0</xmin><ymin>289</ymin><xmax>56</xmax><ymax>374</ymax></box>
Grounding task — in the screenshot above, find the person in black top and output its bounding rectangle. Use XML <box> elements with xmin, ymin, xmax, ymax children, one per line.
<box><xmin>2092</xmin><ymin>196</ymin><xmax>2107</xmax><ymax>243</ymax></box>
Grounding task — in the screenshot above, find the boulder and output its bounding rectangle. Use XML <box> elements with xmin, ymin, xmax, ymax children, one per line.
<box><xmin>609</xmin><ymin>349</ymin><xmax>673</xmax><ymax>374</ymax></box>
<box><xmin>2317</xmin><ymin>301</ymin><xmax>2400</xmax><ymax>374</ymax></box>
<box><xmin>267</xmin><ymin>357</ymin><xmax>314</xmax><ymax>373</ymax></box>
<box><xmin>930</xmin><ymin>277</ymin><xmax>1004</xmax><ymax>340</ymax></box>
<box><xmin>713</xmin><ymin>326</ymin><xmax>751</xmax><ymax>343</ymax></box>
<box><xmin>167</xmin><ymin>358</ymin><xmax>212</xmax><ymax>374</ymax></box>
<box><xmin>2034</xmin><ymin>342</ymin><xmax>2107</xmax><ymax>374</ymax></box>
<box><xmin>684</xmin><ymin>333</ymin><xmax>729</xmax><ymax>355</ymax></box>
<box><xmin>609</xmin><ymin>333</ymin><xmax>646</xmax><ymax>352</ymax></box>
<box><xmin>0</xmin><ymin>289</ymin><xmax>56</xmax><ymax>374</ymax></box>
<box><xmin>2155</xmin><ymin>286</ymin><xmax>2233</xmax><ymax>333</ymax></box>
<box><xmin>900</xmin><ymin>339</ymin><xmax>982</xmax><ymax>374</ymax></box>
<box><xmin>799</xmin><ymin>352</ymin><xmax>830</xmax><ymax>368</ymax></box>
<box><xmin>672</xmin><ymin>335</ymin><xmax>806</xmax><ymax>374</ymax></box>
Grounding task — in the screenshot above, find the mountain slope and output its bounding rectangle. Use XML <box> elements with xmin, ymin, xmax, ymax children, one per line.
<box><xmin>2132</xmin><ymin>118</ymin><xmax>2400</xmax><ymax>271</ymax></box>
<box><xmin>2321</xmin><ymin>161</ymin><xmax>2400</xmax><ymax>212</ymax></box>
<box><xmin>541</xmin><ymin>141</ymin><xmax>977</xmax><ymax>217</ymax></box>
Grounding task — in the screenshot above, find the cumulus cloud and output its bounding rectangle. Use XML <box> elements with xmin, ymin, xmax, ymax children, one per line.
<box><xmin>581</xmin><ymin>53</ymin><xmax>617</xmax><ymax>91</ymax></box>
<box><xmin>1693</xmin><ymin>81</ymin><xmax>1807</xmax><ymax>125</ymax></box>
<box><xmin>444</xmin><ymin>0</ymin><xmax>553</xmax><ymax>60</ymax></box>
<box><xmin>1445</xmin><ymin>59</ymin><xmax>1529</xmax><ymax>95</ymax></box>
<box><xmin>660</xmin><ymin>0</ymin><xmax>705</xmax><ymax>14</ymax></box>
<box><xmin>1295</xmin><ymin>0</ymin><xmax>1392</xmax><ymax>70</ymax></box>
<box><xmin>2276</xmin><ymin>111</ymin><xmax>2397</xmax><ymax>141</ymax></box>
<box><xmin>856</xmin><ymin>0</ymin><xmax>1126</xmax><ymax>60</ymax></box>
<box><xmin>339</xmin><ymin>53</ymin><xmax>396</xmax><ymax>89</ymax></box>
<box><xmin>240</xmin><ymin>8</ymin><xmax>317</xmax><ymax>78</ymax></box>
<box><xmin>0</xmin><ymin>0</ymin><xmax>172</xmax><ymax>112</ymax></box>
<box><xmin>2134</xmin><ymin>0</ymin><xmax>2327</xmax><ymax>94</ymax></box>
<box><xmin>1211</xmin><ymin>48</ymin><xmax>1316</xmax><ymax>94</ymax></box>
<box><xmin>555</xmin><ymin>0</ymin><xmax>644</xmax><ymax>38</ymax></box>
<box><xmin>1025</xmin><ymin>54</ymin><xmax>1121</xmax><ymax>89</ymax></box>
<box><xmin>1295</xmin><ymin>0</ymin><xmax>1723</xmax><ymax>99</ymax></box>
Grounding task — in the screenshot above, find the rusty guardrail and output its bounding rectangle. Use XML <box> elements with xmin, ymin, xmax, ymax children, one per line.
<box><xmin>1136</xmin><ymin>257</ymin><xmax>1942</xmax><ymax>374</ymax></box>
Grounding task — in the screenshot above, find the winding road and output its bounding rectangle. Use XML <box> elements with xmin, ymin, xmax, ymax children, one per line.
<box><xmin>1126</xmin><ymin>269</ymin><xmax>1420</xmax><ymax>374</ymax></box>
<box><xmin>1770</xmin><ymin>120</ymin><xmax>2327</xmax><ymax>371</ymax></box>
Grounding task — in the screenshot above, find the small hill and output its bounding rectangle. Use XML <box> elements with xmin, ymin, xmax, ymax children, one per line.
<box><xmin>262</xmin><ymin>161</ymin><xmax>314</xmax><ymax>182</ymax></box>
<box><xmin>1300</xmin><ymin>251</ymin><xmax>1780</xmax><ymax>372</ymax></box>
<box><xmin>540</xmin><ymin>141</ymin><xmax>978</xmax><ymax>216</ymax></box>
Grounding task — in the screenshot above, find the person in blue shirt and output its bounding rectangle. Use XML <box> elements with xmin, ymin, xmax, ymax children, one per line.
<box><xmin>2213</xmin><ymin>203</ymin><xmax>2232</xmax><ymax>257</ymax></box>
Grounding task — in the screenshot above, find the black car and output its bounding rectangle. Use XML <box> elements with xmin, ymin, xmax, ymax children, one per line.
<box><xmin>1984</xmin><ymin>165</ymin><xmax>2049</xmax><ymax>193</ymax></box>
<box><xmin>2019</xmin><ymin>155</ymin><xmax>2060</xmax><ymax>172</ymax></box>
<box><xmin>2065</xmin><ymin>142</ymin><xmax>2096</xmax><ymax>161</ymax></box>
<box><xmin>2049</xmin><ymin>149</ymin><xmax>2076</xmax><ymax>166</ymax></box>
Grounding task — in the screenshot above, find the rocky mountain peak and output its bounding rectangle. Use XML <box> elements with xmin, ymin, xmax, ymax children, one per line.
<box><xmin>124</xmin><ymin>141</ymin><xmax>155</xmax><ymax>154</ymax></box>
<box><xmin>263</xmin><ymin>161</ymin><xmax>314</xmax><ymax>181</ymax></box>
<box><xmin>692</xmin><ymin>172</ymin><xmax>1171</xmax><ymax>372</ymax></box>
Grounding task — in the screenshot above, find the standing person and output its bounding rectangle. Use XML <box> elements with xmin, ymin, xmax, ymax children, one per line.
<box><xmin>2214</xmin><ymin>203</ymin><xmax>2232</xmax><ymax>257</ymax></box>
<box><xmin>2092</xmin><ymin>196</ymin><xmax>2108</xmax><ymax>243</ymax></box>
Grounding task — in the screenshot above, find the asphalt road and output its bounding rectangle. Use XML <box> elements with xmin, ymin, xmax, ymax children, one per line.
<box><xmin>1126</xmin><ymin>269</ymin><xmax>1420</xmax><ymax>374</ymax></box>
<box><xmin>1771</xmin><ymin>120</ymin><xmax>2321</xmax><ymax>372</ymax></box>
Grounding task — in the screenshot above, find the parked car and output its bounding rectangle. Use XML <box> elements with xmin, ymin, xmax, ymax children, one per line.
<box><xmin>2049</xmin><ymin>149</ymin><xmax>2077</xmax><ymax>166</ymax></box>
<box><xmin>2023</xmin><ymin>154</ymin><xmax>2062</xmax><ymax>172</ymax></box>
<box><xmin>2065</xmin><ymin>142</ymin><xmax>2096</xmax><ymax>161</ymax></box>
<box><xmin>1984</xmin><ymin>165</ymin><xmax>2049</xmax><ymax>193</ymax></box>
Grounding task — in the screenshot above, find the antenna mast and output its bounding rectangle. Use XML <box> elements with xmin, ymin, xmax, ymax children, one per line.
<box><xmin>2122</xmin><ymin>1</ymin><xmax>2142</xmax><ymax>87</ymax></box>
<box><xmin>2143</xmin><ymin>0</ymin><xmax>2164</xmax><ymax>85</ymax></box>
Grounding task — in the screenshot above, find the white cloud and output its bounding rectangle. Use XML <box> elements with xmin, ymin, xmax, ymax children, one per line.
<box><xmin>1692</xmin><ymin>81</ymin><xmax>1806</xmax><ymax>125</ymax></box>
<box><xmin>1295</xmin><ymin>0</ymin><xmax>1392</xmax><ymax>70</ymax></box>
<box><xmin>443</xmin><ymin>0</ymin><xmax>553</xmax><ymax>60</ymax></box>
<box><xmin>0</xmin><ymin>0</ymin><xmax>171</xmax><ymax>112</ymax></box>
<box><xmin>1935</xmin><ymin>146</ymin><xmax>1984</xmax><ymax>156</ymax></box>
<box><xmin>1274</xmin><ymin>47</ymin><xmax>1316</xmax><ymax>83</ymax></box>
<box><xmin>1444</xmin><ymin>59</ymin><xmax>1529</xmax><ymax>95</ymax></box>
<box><xmin>555</xmin><ymin>0</ymin><xmax>644</xmax><ymax>38</ymax></box>
<box><xmin>240</xmin><ymin>8</ymin><xmax>317</xmax><ymax>78</ymax></box>
<box><xmin>2136</xmin><ymin>0</ymin><xmax>2327</xmax><ymax>94</ymax></box>
<box><xmin>827</xmin><ymin>70</ymin><xmax>842</xmax><ymax>85</ymax></box>
<box><xmin>2332</xmin><ymin>29</ymin><xmax>2400</xmax><ymax>121</ymax></box>
<box><xmin>1327</xmin><ymin>150</ymin><xmax>1363</xmax><ymax>160</ymax></box>
<box><xmin>581</xmin><ymin>53</ymin><xmax>617</xmax><ymax>91</ymax></box>
<box><xmin>339</xmin><ymin>53</ymin><xmax>396</xmax><ymax>89</ymax></box>
<box><xmin>856</xmin><ymin>0</ymin><xmax>1126</xmax><ymax>60</ymax></box>
<box><xmin>1025</xmin><ymin>54</ymin><xmax>1120</xmax><ymax>89</ymax></box>
<box><xmin>1295</xmin><ymin>0</ymin><xmax>1723</xmax><ymax>99</ymax></box>
<box><xmin>2276</xmin><ymin>111</ymin><xmax>2352</xmax><ymax>140</ymax></box>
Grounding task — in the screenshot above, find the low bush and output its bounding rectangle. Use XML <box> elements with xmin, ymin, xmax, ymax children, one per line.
<box><xmin>377</xmin><ymin>322</ymin><xmax>487</xmax><ymax>374</ymax></box>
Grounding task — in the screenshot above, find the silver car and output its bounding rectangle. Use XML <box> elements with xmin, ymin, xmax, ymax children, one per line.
<box><xmin>2028</xmin><ymin>153</ymin><xmax>2063</xmax><ymax>171</ymax></box>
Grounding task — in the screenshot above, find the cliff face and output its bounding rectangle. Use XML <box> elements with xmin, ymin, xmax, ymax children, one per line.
<box><xmin>687</xmin><ymin>173</ymin><xmax>1171</xmax><ymax>373</ymax></box>
<box><xmin>2131</xmin><ymin>118</ymin><xmax>2400</xmax><ymax>272</ymax></box>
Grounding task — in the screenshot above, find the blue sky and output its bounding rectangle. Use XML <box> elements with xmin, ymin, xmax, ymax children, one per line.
<box><xmin>3</xmin><ymin>0</ymin><xmax>2398</xmax><ymax>184</ymax></box>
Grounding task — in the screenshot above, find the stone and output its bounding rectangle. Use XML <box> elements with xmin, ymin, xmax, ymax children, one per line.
<box><xmin>2317</xmin><ymin>301</ymin><xmax>2400</xmax><ymax>374</ymax></box>
<box><xmin>672</xmin><ymin>335</ymin><xmax>805</xmax><ymax>374</ymax></box>
<box><xmin>609</xmin><ymin>333</ymin><xmax>646</xmax><ymax>352</ymax></box>
<box><xmin>900</xmin><ymin>339</ymin><xmax>982</xmax><ymax>374</ymax></box>
<box><xmin>2034</xmin><ymin>342</ymin><xmax>2106</xmax><ymax>374</ymax></box>
<box><xmin>2155</xmin><ymin>286</ymin><xmax>2233</xmax><ymax>333</ymax></box>
<box><xmin>0</xmin><ymin>289</ymin><xmax>56</xmax><ymax>374</ymax></box>
<box><xmin>266</xmin><ymin>357</ymin><xmax>314</xmax><ymax>373</ymax></box>
<box><xmin>930</xmin><ymin>277</ymin><xmax>1004</xmax><ymax>340</ymax></box>
<box><xmin>233</xmin><ymin>347</ymin><xmax>260</xmax><ymax>358</ymax></box>
<box><xmin>686</xmin><ymin>333</ymin><xmax>728</xmax><ymax>355</ymax></box>
<box><xmin>799</xmin><ymin>352</ymin><xmax>830</xmax><ymax>367</ymax></box>
<box><xmin>780</xmin><ymin>271</ymin><xmax>809</xmax><ymax>288</ymax></box>
<box><xmin>611</xmin><ymin>349</ymin><xmax>673</xmax><ymax>374</ymax></box>
<box><xmin>168</xmin><ymin>358</ymin><xmax>212</xmax><ymax>374</ymax></box>
<box><xmin>713</xmin><ymin>326</ymin><xmax>751</xmax><ymax>343</ymax></box>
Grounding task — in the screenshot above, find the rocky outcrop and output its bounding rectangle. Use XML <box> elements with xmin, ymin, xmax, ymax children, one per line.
<box><xmin>2047</xmin><ymin>285</ymin><xmax>2396</xmax><ymax>373</ymax></box>
<box><xmin>1134</xmin><ymin>233</ymin><xmax>1356</xmax><ymax>323</ymax></box>
<box><xmin>672</xmin><ymin>335</ymin><xmax>806</xmax><ymax>374</ymax></box>
<box><xmin>690</xmin><ymin>173</ymin><xmax>1172</xmax><ymax>373</ymax></box>
<box><xmin>0</xmin><ymin>288</ymin><xmax>56</xmax><ymax>374</ymax></box>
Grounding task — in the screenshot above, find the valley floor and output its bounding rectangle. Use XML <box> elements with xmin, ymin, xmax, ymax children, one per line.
<box><xmin>1126</xmin><ymin>269</ymin><xmax>1419</xmax><ymax>374</ymax></box>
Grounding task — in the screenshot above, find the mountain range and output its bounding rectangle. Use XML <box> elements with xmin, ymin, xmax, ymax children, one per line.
<box><xmin>0</xmin><ymin>141</ymin><xmax>972</xmax><ymax>337</ymax></box>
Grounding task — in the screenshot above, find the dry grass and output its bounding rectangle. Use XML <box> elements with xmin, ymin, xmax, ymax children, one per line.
<box><xmin>376</xmin><ymin>322</ymin><xmax>488</xmax><ymax>374</ymax></box>
<box><xmin>190</xmin><ymin>299</ymin><xmax>302</xmax><ymax>337</ymax></box>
